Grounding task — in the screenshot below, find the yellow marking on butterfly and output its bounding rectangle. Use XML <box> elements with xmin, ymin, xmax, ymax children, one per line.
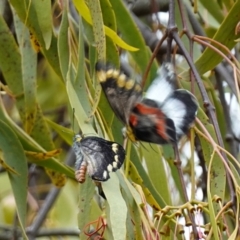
<box><xmin>107</xmin><ymin>164</ymin><xmax>113</xmax><ymax>172</ymax></box>
<box><xmin>103</xmin><ymin>170</ymin><xmax>108</xmax><ymax>179</ymax></box>
<box><xmin>97</xmin><ymin>70</ymin><xmax>107</xmax><ymax>82</ymax></box>
<box><xmin>112</xmin><ymin>143</ymin><xmax>118</xmax><ymax>153</ymax></box>
<box><xmin>106</xmin><ymin>69</ymin><xmax>114</xmax><ymax>78</ymax></box>
<box><xmin>114</xmin><ymin>155</ymin><xmax>119</xmax><ymax>162</ymax></box>
<box><xmin>112</xmin><ymin>161</ymin><xmax>118</xmax><ymax>168</ymax></box>
<box><xmin>117</xmin><ymin>74</ymin><xmax>127</xmax><ymax>88</ymax></box>
<box><xmin>134</xmin><ymin>84</ymin><xmax>142</xmax><ymax>92</ymax></box>
<box><xmin>112</xmin><ymin>70</ymin><xmax>120</xmax><ymax>78</ymax></box>
<box><xmin>125</xmin><ymin>79</ymin><xmax>135</xmax><ymax>90</ymax></box>
<box><xmin>76</xmin><ymin>138</ymin><xmax>81</xmax><ymax>143</ymax></box>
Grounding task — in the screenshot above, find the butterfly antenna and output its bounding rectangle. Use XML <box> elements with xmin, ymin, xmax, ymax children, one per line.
<box><xmin>148</xmin><ymin>143</ymin><xmax>157</xmax><ymax>153</ymax></box>
<box><xmin>172</xmin><ymin>143</ymin><xmax>199</xmax><ymax>238</ymax></box>
<box><xmin>137</xmin><ymin>141</ymin><xmax>148</xmax><ymax>151</ymax></box>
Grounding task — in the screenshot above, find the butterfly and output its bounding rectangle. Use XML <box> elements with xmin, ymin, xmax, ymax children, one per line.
<box><xmin>96</xmin><ymin>62</ymin><xmax>198</xmax><ymax>144</ymax></box>
<box><xmin>73</xmin><ymin>134</ymin><xmax>125</xmax><ymax>182</ymax></box>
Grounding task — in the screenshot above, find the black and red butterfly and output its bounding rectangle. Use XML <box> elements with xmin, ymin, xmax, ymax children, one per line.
<box><xmin>96</xmin><ymin>62</ymin><xmax>198</xmax><ymax>144</ymax></box>
<box><xmin>73</xmin><ymin>134</ymin><xmax>125</xmax><ymax>182</ymax></box>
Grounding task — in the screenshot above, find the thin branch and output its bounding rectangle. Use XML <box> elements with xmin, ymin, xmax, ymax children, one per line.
<box><xmin>26</xmin><ymin>187</ymin><xmax>62</xmax><ymax>240</ymax></box>
<box><xmin>215</xmin><ymin>69</ymin><xmax>238</xmax><ymax>160</ymax></box>
<box><xmin>26</xmin><ymin>149</ymin><xmax>76</xmax><ymax>239</ymax></box>
<box><xmin>168</xmin><ymin>0</ymin><xmax>199</xmax><ymax>238</ymax></box>
<box><xmin>172</xmin><ymin>30</ymin><xmax>236</xmax><ymax>209</ymax></box>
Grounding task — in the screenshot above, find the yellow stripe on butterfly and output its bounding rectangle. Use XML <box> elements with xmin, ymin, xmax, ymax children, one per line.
<box><xmin>72</xmin><ymin>0</ymin><xmax>139</xmax><ymax>52</ymax></box>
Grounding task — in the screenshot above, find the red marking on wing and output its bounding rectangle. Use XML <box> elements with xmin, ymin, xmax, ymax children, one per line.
<box><xmin>129</xmin><ymin>114</ymin><xmax>138</xmax><ymax>126</ymax></box>
<box><xmin>155</xmin><ymin>118</ymin><xmax>168</xmax><ymax>141</ymax></box>
<box><xmin>132</xmin><ymin>103</ymin><xmax>169</xmax><ymax>140</ymax></box>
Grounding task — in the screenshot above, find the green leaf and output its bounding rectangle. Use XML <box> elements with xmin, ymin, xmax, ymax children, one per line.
<box><xmin>102</xmin><ymin>173</ymin><xmax>127</xmax><ymax>240</ymax></box>
<box><xmin>129</xmin><ymin>144</ymin><xmax>167</xmax><ymax>208</ymax></box>
<box><xmin>194</xmin><ymin>0</ymin><xmax>240</xmax><ymax>74</ymax></box>
<box><xmin>142</xmin><ymin>144</ymin><xmax>172</xmax><ymax>205</ymax></box>
<box><xmin>0</xmin><ymin>13</ymin><xmax>25</xmax><ymax>120</ymax></box>
<box><xmin>199</xmin><ymin>0</ymin><xmax>224</xmax><ymax>23</ymax></box>
<box><xmin>46</xmin><ymin>118</ymin><xmax>73</xmax><ymax>146</ymax></box>
<box><xmin>58</xmin><ymin>8</ymin><xmax>69</xmax><ymax>81</ymax></box>
<box><xmin>77</xmin><ymin>177</ymin><xmax>96</xmax><ymax>239</ymax></box>
<box><xmin>197</xmin><ymin>108</ymin><xmax>226</xmax><ymax>204</ymax></box>
<box><xmin>88</xmin><ymin>0</ymin><xmax>106</xmax><ymax>60</ymax></box>
<box><xmin>31</xmin><ymin>0</ymin><xmax>52</xmax><ymax>49</ymax></box>
<box><xmin>72</xmin><ymin>0</ymin><xmax>138</xmax><ymax>52</ymax></box>
<box><xmin>0</xmin><ymin>100</ymin><xmax>74</xmax><ymax>179</ymax></box>
<box><xmin>66</xmin><ymin>73</ymin><xmax>95</xmax><ymax>135</ymax></box>
<box><xmin>9</xmin><ymin>0</ymin><xmax>62</xmax><ymax>78</ymax></box>
<box><xmin>13</xmin><ymin>9</ymin><xmax>37</xmax><ymax>134</ymax></box>
<box><xmin>0</xmin><ymin>120</ymin><xmax>28</xmax><ymax>239</ymax></box>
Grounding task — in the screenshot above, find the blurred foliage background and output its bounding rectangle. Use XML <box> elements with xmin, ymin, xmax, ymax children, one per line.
<box><xmin>0</xmin><ymin>0</ymin><xmax>240</xmax><ymax>239</ymax></box>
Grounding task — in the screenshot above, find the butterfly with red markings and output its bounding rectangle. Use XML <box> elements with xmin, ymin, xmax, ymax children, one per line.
<box><xmin>96</xmin><ymin>62</ymin><xmax>198</xmax><ymax>144</ymax></box>
<box><xmin>73</xmin><ymin>134</ymin><xmax>125</xmax><ymax>182</ymax></box>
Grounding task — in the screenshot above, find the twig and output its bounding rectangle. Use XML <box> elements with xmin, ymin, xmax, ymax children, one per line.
<box><xmin>26</xmin><ymin>187</ymin><xmax>62</xmax><ymax>240</ymax></box>
<box><xmin>26</xmin><ymin>149</ymin><xmax>76</xmax><ymax>239</ymax></box>
<box><xmin>215</xmin><ymin>69</ymin><xmax>238</xmax><ymax>160</ymax></box>
<box><xmin>172</xmin><ymin>30</ymin><xmax>236</xmax><ymax>209</ymax></box>
<box><xmin>168</xmin><ymin>0</ymin><xmax>199</xmax><ymax>238</ymax></box>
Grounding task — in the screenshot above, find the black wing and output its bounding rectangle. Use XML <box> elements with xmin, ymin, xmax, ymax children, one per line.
<box><xmin>129</xmin><ymin>91</ymin><xmax>198</xmax><ymax>144</ymax></box>
<box><xmin>96</xmin><ymin>62</ymin><xmax>142</xmax><ymax>125</ymax></box>
<box><xmin>129</xmin><ymin>99</ymin><xmax>177</xmax><ymax>144</ymax></box>
<box><xmin>145</xmin><ymin>62</ymin><xmax>177</xmax><ymax>103</ymax></box>
<box><xmin>74</xmin><ymin>135</ymin><xmax>125</xmax><ymax>182</ymax></box>
<box><xmin>130</xmin><ymin>62</ymin><xmax>198</xmax><ymax>144</ymax></box>
<box><xmin>160</xmin><ymin>89</ymin><xmax>198</xmax><ymax>140</ymax></box>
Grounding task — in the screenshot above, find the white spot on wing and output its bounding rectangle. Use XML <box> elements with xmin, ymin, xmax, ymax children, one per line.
<box><xmin>103</xmin><ymin>170</ymin><xmax>108</xmax><ymax>179</ymax></box>
<box><xmin>112</xmin><ymin>143</ymin><xmax>118</xmax><ymax>153</ymax></box>
<box><xmin>114</xmin><ymin>155</ymin><xmax>119</xmax><ymax>162</ymax></box>
<box><xmin>145</xmin><ymin>64</ymin><xmax>175</xmax><ymax>103</ymax></box>
<box><xmin>112</xmin><ymin>161</ymin><xmax>118</xmax><ymax>168</ymax></box>
<box><xmin>107</xmin><ymin>164</ymin><xmax>113</xmax><ymax>172</ymax></box>
<box><xmin>162</xmin><ymin>98</ymin><xmax>186</xmax><ymax>135</ymax></box>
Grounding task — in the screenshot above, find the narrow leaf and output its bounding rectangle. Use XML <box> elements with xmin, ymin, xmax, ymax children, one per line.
<box><xmin>0</xmin><ymin>120</ymin><xmax>28</xmax><ymax>239</ymax></box>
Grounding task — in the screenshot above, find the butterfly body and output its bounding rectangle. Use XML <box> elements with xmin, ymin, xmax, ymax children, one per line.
<box><xmin>73</xmin><ymin>134</ymin><xmax>125</xmax><ymax>182</ymax></box>
<box><xmin>96</xmin><ymin>62</ymin><xmax>198</xmax><ymax>145</ymax></box>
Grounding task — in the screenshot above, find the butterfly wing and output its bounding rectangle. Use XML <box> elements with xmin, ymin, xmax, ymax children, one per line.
<box><xmin>129</xmin><ymin>99</ymin><xmax>177</xmax><ymax>144</ymax></box>
<box><xmin>160</xmin><ymin>89</ymin><xmax>198</xmax><ymax>140</ymax></box>
<box><xmin>74</xmin><ymin>135</ymin><xmax>125</xmax><ymax>182</ymax></box>
<box><xmin>128</xmin><ymin>62</ymin><xmax>178</xmax><ymax>144</ymax></box>
<box><xmin>96</xmin><ymin>62</ymin><xmax>142</xmax><ymax>124</ymax></box>
<box><xmin>95</xmin><ymin>62</ymin><xmax>198</xmax><ymax>145</ymax></box>
<box><xmin>145</xmin><ymin>63</ymin><xmax>177</xmax><ymax>103</ymax></box>
<box><xmin>129</xmin><ymin>63</ymin><xmax>198</xmax><ymax>144</ymax></box>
